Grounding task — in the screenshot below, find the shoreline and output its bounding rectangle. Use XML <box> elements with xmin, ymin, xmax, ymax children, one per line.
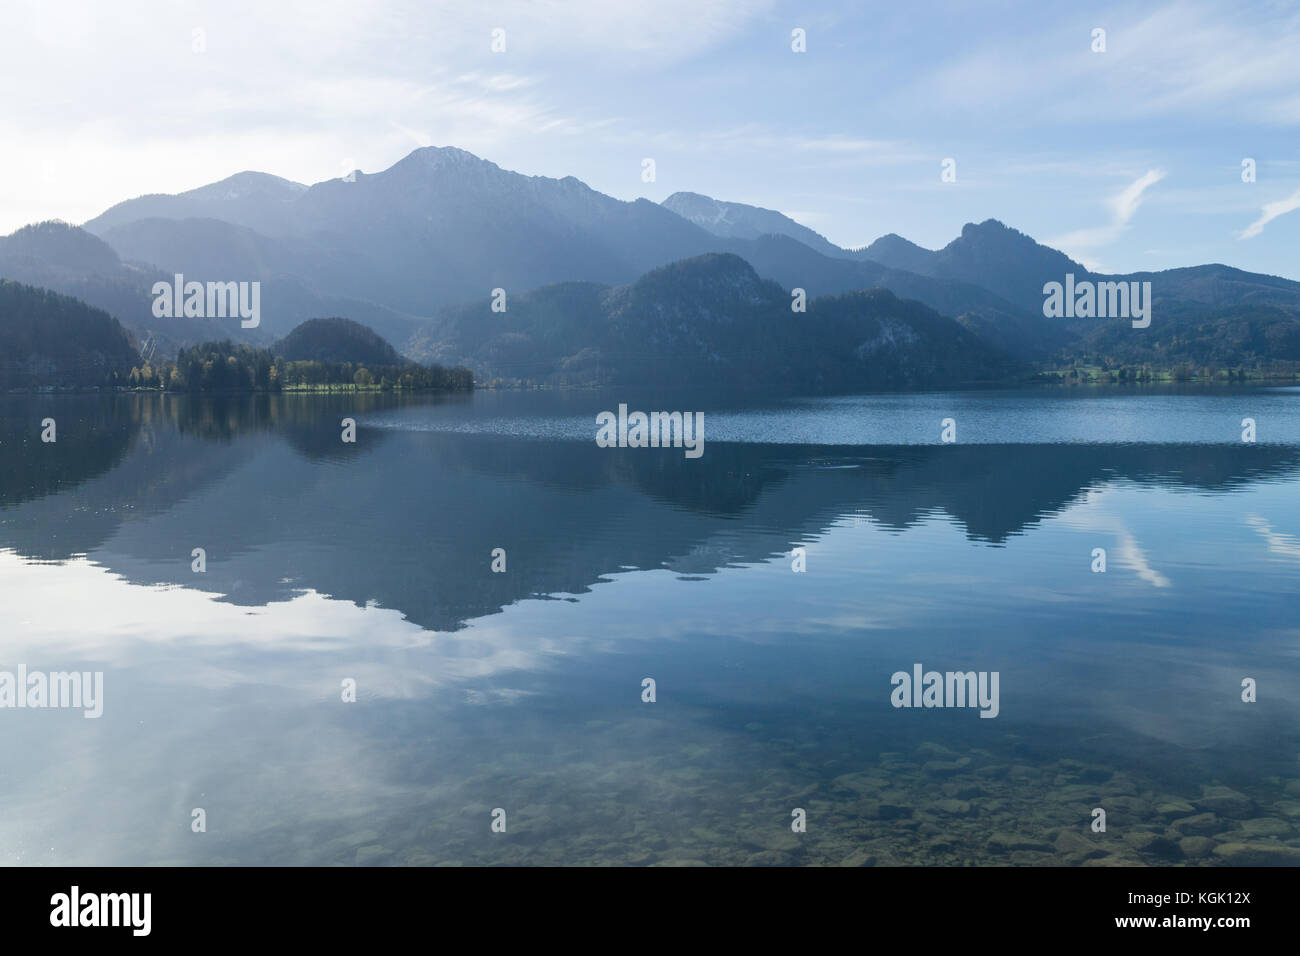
<box><xmin>7</xmin><ymin>375</ymin><xmax>1300</xmax><ymax>397</ymax></box>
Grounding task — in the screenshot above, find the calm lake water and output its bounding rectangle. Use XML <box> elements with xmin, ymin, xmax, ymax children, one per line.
<box><xmin>1</xmin><ymin>385</ymin><xmax>1298</xmax><ymax>866</ymax></box>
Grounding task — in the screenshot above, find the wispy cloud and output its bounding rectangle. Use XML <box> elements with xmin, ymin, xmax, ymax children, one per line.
<box><xmin>909</xmin><ymin>3</ymin><xmax>1300</xmax><ymax>126</ymax></box>
<box><xmin>1111</xmin><ymin>169</ymin><xmax>1166</xmax><ymax>224</ymax></box>
<box><xmin>1115</xmin><ymin>528</ymin><xmax>1172</xmax><ymax>588</ymax></box>
<box><xmin>1245</xmin><ymin>514</ymin><xmax>1300</xmax><ymax>558</ymax></box>
<box><xmin>795</xmin><ymin>136</ymin><xmax>896</xmax><ymax>154</ymax></box>
<box><xmin>388</xmin><ymin>121</ymin><xmax>433</xmax><ymax>149</ymax></box>
<box><xmin>1061</xmin><ymin>501</ymin><xmax>1172</xmax><ymax>588</ymax></box>
<box><xmin>1047</xmin><ymin>169</ymin><xmax>1165</xmax><ymax>266</ymax></box>
<box><xmin>454</xmin><ymin>72</ymin><xmax>538</xmax><ymax>93</ymax></box>
<box><xmin>1239</xmin><ymin>187</ymin><xmax>1300</xmax><ymax>239</ymax></box>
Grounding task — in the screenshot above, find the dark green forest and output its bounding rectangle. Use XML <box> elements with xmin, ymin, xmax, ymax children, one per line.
<box><xmin>0</xmin><ymin>279</ymin><xmax>140</xmax><ymax>388</ymax></box>
<box><xmin>132</xmin><ymin>340</ymin><xmax>472</xmax><ymax>392</ymax></box>
<box><xmin>0</xmin><ymin>279</ymin><xmax>472</xmax><ymax>392</ymax></box>
<box><xmin>274</xmin><ymin>316</ymin><xmax>403</xmax><ymax>365</ymax></box>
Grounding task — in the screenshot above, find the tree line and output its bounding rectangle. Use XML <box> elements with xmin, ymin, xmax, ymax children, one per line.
<box><xmin>129</xmin><ymin>341</ymin><xmax>472</xmax><ymax>392</ymax></box>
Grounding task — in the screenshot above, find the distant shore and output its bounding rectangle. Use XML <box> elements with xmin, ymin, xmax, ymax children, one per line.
<box><xmin>10</xmin><ymin>371</ymin><xmax>1300</xmax><ymax>396</ymax></box>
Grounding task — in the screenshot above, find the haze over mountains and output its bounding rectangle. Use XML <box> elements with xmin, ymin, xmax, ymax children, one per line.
<box><xmin>661</xmin><ymin>191</ymin><xmax>847</xmax><ymax>258</ymax></box>
<box><xmin>409</xmin><ymin>253</ymin><xmax>1017</xmax><ymax>390</ymax></box>
<box><xmin>5</xmin><ymin>145</ymin><xmax>1300</xmax><ymax>387</ymax></box>
<box><xmin>0</xmin><ymin>220</ymin><xmax>423</xmax><ymax>356</ymax></box>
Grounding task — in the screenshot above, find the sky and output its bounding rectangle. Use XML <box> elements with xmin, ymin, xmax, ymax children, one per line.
<box><xmin>3</xmin><ymin>0</ymin><xmax>1300</xmax><ymax>278</ymax></box>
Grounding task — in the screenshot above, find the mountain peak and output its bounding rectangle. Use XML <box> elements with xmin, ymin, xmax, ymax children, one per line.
<box><xmin>962</xmin><ymin>218</ymin><xmax>1012</xmax><ymax>237</ymax></box>
<box><xmin>624</xmin><ymin>251</ymin><xmax>771</xmax><ymax>304</ymax></box>
<box><xmin>947</xmin><ymin>218</ymin><xmax>1075</xmax><ymax>263</ymax></box>
<box><xmin>187</xmin><ymin>170</ymin><xmax>307</xmax><ymax>200</ymax></box>
<box><xmin>404</xmin><ymin>145</ymin><xmax>494</xmax><ymax>170</ymax></box>
<box><xmin>934</xmin><ymin>219</ymin><xmax>1087</xmax><ymax>311</ymax></box>
<box><xmin>82</xmin><ymin>169</ymin><xmax>307</xmax><ymax>236</ymax></box>
<box><xmin>1</xmin><ymin>220</ymin><xmax>122</xmax><ymax>273</ymax></box>
<box><xmin>856</xmin><ymin>232</ymin><xmax>936</xmax><ymax>272</ymax></box>
<box><xmin>661</xmin><ymin>191</ymin><xmax>846</xmax><ymax>257</ymax></box>
<box><xmin>662</xmin><ymin>191</ymin><xmax>721</xmax><ymax>215</ymax></box>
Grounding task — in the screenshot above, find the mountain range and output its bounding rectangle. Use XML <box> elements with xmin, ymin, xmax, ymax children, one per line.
<box><xmin>409</xmin><ymin>253</ymin><xmax>1017</xmax><ymax>390</ymax></box>
<box><xmin>4</xmin><ymin>145</ymin><xmax>1300</xmax><ymax>387</ymax></box>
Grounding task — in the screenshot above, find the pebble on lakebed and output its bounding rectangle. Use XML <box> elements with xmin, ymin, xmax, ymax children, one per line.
<box><xmin>319</xmin><ymin>739</ymin><xmax>1300</xmax><ymax>866</ymax></box>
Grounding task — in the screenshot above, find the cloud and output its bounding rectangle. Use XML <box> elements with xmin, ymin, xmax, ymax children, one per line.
<box><xmin>431</xmin><ymin>0</ymin><xmax>777</xmax><ymax>63</ymax></box>
<box><xmin>794</xmin><ymin>136</ymin><xmax>896</xmax><ymax>154</ymax></box>
<box><xmin>1115</xmin><ymin>528</ymin><xmax>1172</xmax><ymax>588</ymax></box>
<box><xmin>0</xmin><ymin>0</ymin><xmax>772</xmax><ymax>232</ymax></box>
<box><xmin>1060</xmin><ymin>501</ymin><xmax>1172</xmax><ymax>588</ymax></box>
<box><xmin>1245</xmin><ymin>514</ymin><xmax>1300</xmax><ymax>558</ymax></box>
<box><xmin>454</xmin><ymin>72</ymin><xmax>538</xmax><ymax>92</ymax></box>
<box><xmin>1239</xmin><ymin>187</ymin><xmax>1300</xmax><ymax>239</ymax></box>
<box><xmin>388</xmin><ymin>121</ymin><xmax>433</xmax><ymax>149</ymax></box>
<box><xmin>1046</xmin><ymin>168</ymin><xmax>1165</xmax><ymax>260</ymax></box>
<box><xmin>908</xmin><ymin>3</ymin><xmax>1300</xmax><ymax>126</ymax></box>
<box><xmin>1111</xmin><ymin>168</ymin><xmax>1166</xmax><ymax>225</ymax></box>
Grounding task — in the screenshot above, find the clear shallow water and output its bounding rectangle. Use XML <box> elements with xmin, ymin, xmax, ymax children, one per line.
<box><xmin>0</xmin><ymin>386</ymin><xmax>1298</xmax><ymax>866</ymax></box>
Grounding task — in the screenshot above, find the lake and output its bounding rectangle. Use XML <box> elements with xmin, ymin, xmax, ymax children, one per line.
<box><xmin>1</xmin><ymin>385</ymin><xmax>1298</xmax><ymax>865</ymax></box>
